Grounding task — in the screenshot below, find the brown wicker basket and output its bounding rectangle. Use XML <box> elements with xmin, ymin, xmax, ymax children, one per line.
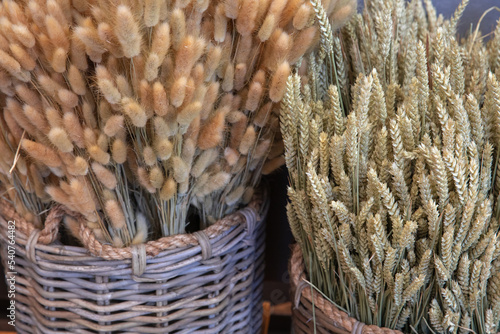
<box><xmin>290</xmin><ymin>245</ymin><xmax>402</xmax><ymax>334</ymax></box>
<box><xmin>0</xmin><ymin>192</ymin><xmax>268</xmax><ymax>334</ymax></box>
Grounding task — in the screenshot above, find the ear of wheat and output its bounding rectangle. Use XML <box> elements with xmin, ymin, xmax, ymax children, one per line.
<box><xmin>281</xmin><ymin>0</ymin><xmax>500</xmax><ymax>332</ymax></box>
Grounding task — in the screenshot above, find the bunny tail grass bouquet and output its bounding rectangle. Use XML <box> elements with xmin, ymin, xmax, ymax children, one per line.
<box><xmin>0</xmin><ymin>0</ymin><xmax>353</xmax><ymax>248</ymax></box>
<box><xmin>282</xmin><ymin>0</ymin><xmax>500</xmax><ymax>333</ymax></box>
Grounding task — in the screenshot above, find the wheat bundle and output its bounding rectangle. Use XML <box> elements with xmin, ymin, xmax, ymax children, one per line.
<box><xmin>282</xmin><ymin>0</ymin><xmax>500</xmax><ymax>333</ymax></box>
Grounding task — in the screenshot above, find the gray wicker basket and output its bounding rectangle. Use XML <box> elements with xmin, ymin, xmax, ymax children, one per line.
<box><xmin>0</xmin><ymin>193</ymin><xmax>268</xmax><ymax>334</ymax></box>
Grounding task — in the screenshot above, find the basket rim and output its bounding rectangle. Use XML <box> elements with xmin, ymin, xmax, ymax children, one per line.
<box><xmin>0</xmin><ymin>187</ymin><xmax>268</xmax><ymax>262</ymax></box>
<box><xmin>290</xmin><ymin>244</ymin><xmax>403</xmax><ymax>334</ymax></box>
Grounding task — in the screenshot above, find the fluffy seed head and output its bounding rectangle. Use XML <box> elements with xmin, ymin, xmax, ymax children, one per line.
<box><xmin>80</xmin><ymin>99</ymin><xmax>96</xmax><ymax>127</ymax></box>
<box><xmin>259</xmin><ymin>14</ymin><xmax>276</xmax><ymax>41</ymax></box>
<box><xmin>267</xmin><ymin>31</ymin><xmax>292</xmax><ymax>70</ymax></box>
<box><xmin>170</xmin><ymin>9</ymin><xmax>186</xmax><ymax>50</ymax></box>
<box><xmin>115</xmin><ymin>5</ymin><xmax>142</xmax><ymax>58</ymax></box>
<box><xmin>68</xmin><ymin>65</ymin><xmax>86</xmax><ymax>95</ymax></box>
<box><xmin>98</xmin><ymin>78</ymin><xmax>121</xmax><ymax>104</ymax></box>
<box><xmin>137</xmin><ymin>167</ymin><xmax>156</xmax><ymax>193</ymax></box>
<box><xmin>11</xmin><ymin>24</ymin><xmax>35</xmax><ymax>48</ymax></box>
<box><xmin>116</xmin><ymin>75</ymin><xmax>133</xmax><ymax>97</ymax></box>
<box><xmin>205</xmin><ymin>171</ymin><xmax>231</xmax><ymax>193</ymax></box>
<box><xmin>198</xmin><ymin>108</ymin><xmax>228</xmax><ymax>149</ymax></box>
<box><xmin>230</xmin><ymin>115</ymin><xmax>248</xmax><ymax>150</ymax></box>
<box><xmin>111</xmin><ymin>138</ymin><xmax>127</xmax><ymax>164</ymax></box>
<box><xmin>174</xmin><ymin>36</ymin><xmax>206</xmax><ymax>78</ymax></box>
<box><xmin>154</xmin><ymin>138</ymin><xmax>173</xmax><ymax>160</ymax></box>
<box><xmin>205</xmin><ymin>46</ymin><xmax>222</xmax><ymax>81</ymax></box>
<box><xmin>88</xmin><ymin>145</ymin><xmax>110</xmax><ymax>165</ymax></box>
<box><xmin>52</xmin><ymin>47</ymin><xmax>67</xmax><ymax>73</ymax></box>
<box><xmin>171</xmin><ymin>76</ymin><xmax>188</xmax><ymax>107</ymax></box>
<box><xmin>177</xmin><ymin>101</ymin><xmax>202</xmax><ymax>126</ymax></box>
<box><xmin>0</xmin><ymin>49</ymin><xmax>29</xmax><ymax>82</ymax></box>
<box><xmin>330</xmin><ymin>3</ymin><xmax>356</xmax><ymax>29</ymax></box>
<box><xmin>97</xmin><ymin>22</ymin><xmax>123</xmax><ymax>58</ymax></box>
<box><xmin>152</xmin><ymin>23</ymin><xmax>170</xmax><ymax>60</ymax></box>
<box><xmin>15</xmin><ymin>84</ymin><xmax>41</xmax><ymax>107</ymax></box>
<box><xmin>22</xmin><ymin>139</ymin><xmax>62</xmax><ymax>168</ymax></box>
<box><xmin>237</xmin><ymin>0</ymin><xmax>259</xmax><ymax>36</ymax></box>
<box><xmin>181</xmin><ymin>138</ymin><xmax>196</xmax><ymax>169</ymax></box>
<box><xmin>58</xmin><ymin>89</ymin><xmax>79</xmax><ymax>109</ymax></box>
<box><xmin>246</xmin><ymin>82</ymin><xmax>263</xmax><ymax>111</ymax></box>
<box><xmin>144</xmin><ymin>53</ymin><xmax>161</xmax><ymax>81</ymax></box>
<box><xmin>225</xmin><ymin>0</ymin><xmax>240</xmax><ymax>19</ymax></box>
<box><xmin>71</xmin><ymin>157</ymin><xmax>89</xmax><ymax>176</ymax></box>
<box><xmin>160</xmin><ymin>177</ymin><xmax>177</xmax><ymax>200</ymax></box>
<box><xmin>48</xmin><ymin>127</ymin><xmax>74</xmax><ymax>153</ymax></box>
<box><xmin>143</xmin><ymin>146</ymin><xmax>157</xmax><ymax>166</ymax></box>
<box><xmin>227</xmin><ymin>111</ymin><xmax>246</xmax><ymax>123</ymax></box>
<box><xmin>214</xmin><ymin>4</ymin><xmax>227</xmax><ymax>42</ymax></box>
<box><xmin>226</xmin><ymin>186</ymin><xmax>246</xmax><ymax>206</ymax></box>
<box><xmin>149</xmin><ymin>166</ymin><xmax>165</xmax><ymax>188</ymax></box>
<box><xmin>92</xmin><ymin>162</ymin><xmax>117</xmax><ymax>189</ymax></box>
<box><xmin>270</xmin><ymin>61</ymin><xmax>290</xmax><ymax>102</ymax></box>
<box><xmin>201</xmin><ymin>82</ymin><xmax>220</xmax><ymax>119</ymax></box>
<box><xmin>105</xmin><ymin>199</ymin><xmax>126</xmax><ymax>229</ymax></box>
<box><xmin>9</xmin><ymin>44</ymin><xmax>35</xmax><ymax>71</ymax></box>
<box><xmin>289</xmin><ymin>26</ymin><xmax>317</xmax><ymax>64</ymax></box>
<box><xmin>144</xmin><ymin>0</ymin><xmax>161</xmax><ymax>27</ymax></box>
<box><xmin>152</xmin><ymin>82</ymin><xmax>168</xmax><ymax>116</ymax></box>
<box><xmin>185</xmin><ymin>115</ymin><xmax>201</xmax><ymax>141</ymax></box>
<box><xmin>153</xmin><ymin>116</ymin><xmax>170</xmax><ymax>138</ymax></box>
<box><xmin>172</xmin><ymin>156</ymin><xmax>189</xmax><ymax>183</ymax></box>
<box><xmin>222</xmin><ymin>63</ymin><xmax>234</xmax><ymax>92</ymax></box>
<box><xmin>224</xmin><ymin>147</ymin><xmax>240</xmax><ymax>166</ymax></box>
<box><xmin>103</xmin><ymin>115</ymin><xmax>124</xmax><ymax>137</ymax></box>
<box><xmin>122</xmin><ymin>98</ymin><xmax>147</xmax><ymax>127</ymax></box>
<box><xmin>191</xmin><ymin>149</ymin><xmax>218</xmax><ymax>178</ymax></box>
<box><xmin>23</xmin><ymin>104</ymin><xmax>49</xmax><ymax>134</ymax></box>
<box><xmin>293</xmin><ymin>4</ymin><xmax>313</xmax><ymax>30</ymax></box>
<box><xmin>140</xmin><ymin>80</ymin><xmax>154</xmax><ymax>117</ymax></box>
<box><xmin>63</xmin><ymin>112</ymin><xmax>85</xmax><ymax>148</ymax></box>
<box><xmin>239</xmin><ymin>126</ymin><xmax>257</xmax><ymax>155</ymax></box>
<box><xmin>254</xmin><ymin>139</ymin><xmax>271</xmax><ymax>159</ymax></box>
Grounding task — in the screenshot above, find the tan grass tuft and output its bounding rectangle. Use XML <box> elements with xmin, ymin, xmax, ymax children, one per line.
<box><xmin>115</xmin><ymin>5</ymin><xmax>141</xmax><ymax>58</ymax></box>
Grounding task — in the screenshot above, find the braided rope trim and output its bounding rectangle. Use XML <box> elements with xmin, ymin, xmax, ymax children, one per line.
<box><xmin>0</xmin><ymin>198</ymin><xmax>66</xmax><ymax>245</ymax></box>
<box><xmin>290</xmin><ymin>244</ymin><xmax>403</xmax><ymax>334</ymax></box>
<box><xmin>0</xmin><ymin>194</ymin><xmax>264</xmax><ymax>261</ymax></box>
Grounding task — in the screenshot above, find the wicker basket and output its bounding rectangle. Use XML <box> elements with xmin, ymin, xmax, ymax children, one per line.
<box><xmin>290</xmin><ymin>245</ymin><xmax>402</xmax><ymax>334</ymax></box>
<box><xmin>0</xmin><ymin>192</ymin><xmax>268</xmax><ymax>334</ymax></box>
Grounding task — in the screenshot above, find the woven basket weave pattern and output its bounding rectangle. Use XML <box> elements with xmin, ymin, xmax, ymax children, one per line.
<box><xmin>0</xmin><ymin>196</ymin><xmax>267</xmax><ymax>334</ymax></box>
<box><xmin>290</xmin><ymin>245</ymin><xmax>402</xmax><ymax>334</ymax></box>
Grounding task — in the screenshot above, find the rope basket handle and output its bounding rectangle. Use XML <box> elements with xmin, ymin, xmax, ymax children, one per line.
<box><xmin>0</xmin><ymin>198</ymin><xmax>67</xmax><ymax>245</ymax></box>
<box><xmin>290</xmin><ymin>245</ymin><xmax>403</xmax><ymax>334</ymax></box>
<box><xmin>0</xmin><ymin>196</ymin><xmax>263</xmax><ymax>261</ymax></box>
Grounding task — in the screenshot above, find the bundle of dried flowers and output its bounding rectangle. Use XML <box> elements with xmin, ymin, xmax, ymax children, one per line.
<box><xmin>282</xmin><ymin>0</ymin><xmax>500</xmax><ymax>332</ymax></box>
<box><xmin>0</xmin><ymin>0</ymin><xmax>354</xmax><ymax>246</ymax></box>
